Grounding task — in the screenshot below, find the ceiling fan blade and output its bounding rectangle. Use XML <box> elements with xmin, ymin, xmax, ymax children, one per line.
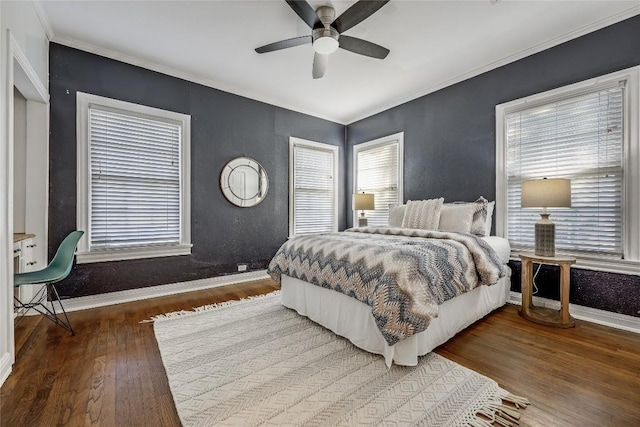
<box><xmin>338</xmin><ymin>35</ymin><xmax>389</xmax><ymax>59</ymax></box>
<box><xmin>332</xmin><ymin>0</ymin><xmax>389</xmax><ymax>33</ymax></box>
<box><xmin>285</xmin><ymin>0</ymin><xmax>322</xmax><ymax>29</ymax></box>
<box><xmin>312</xmin><ymin>53</ymin><xmax>329</xmax><ymax>79</ymax></box>
<box><xmin>255</xmin><ymin>35</ymin><xmax>312</xmax><ymax>54</ymax></box>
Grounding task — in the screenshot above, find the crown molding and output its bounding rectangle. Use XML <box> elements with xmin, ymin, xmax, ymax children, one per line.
<box><xmin>31</xmin><ymin>0</ymin><xmax>55</xmax><ymax>41</ymax></box>
<box><xmin>49</xmin><ymin>35</ymin><xmax>346</xmax><ymax>125</ymax></box>
<box><xmin>41</xmin><ymin>4</ymin><xmax>639</xmax><ymax>126</ymax></box>
<box><xmin>346</xmin><ymin>6</ymin><xmax>640</xmax><ymax>124</ymax></box>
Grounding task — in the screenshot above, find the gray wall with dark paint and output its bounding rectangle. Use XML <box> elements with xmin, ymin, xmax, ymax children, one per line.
<box><xmin>49</xmin><ymin>43</ymin><xmax>346</xmax><ymax>298</ymax></box>
<box><xmin>345</xmin><ymin>15</ymin><xmax>640</xmax><ymax>316</ymax></box>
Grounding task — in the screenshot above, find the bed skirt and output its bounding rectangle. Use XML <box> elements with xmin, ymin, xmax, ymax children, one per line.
<box><xmin>281</xmin><ymin>267</ymin><xmax>511</xmax><ymax>367</ymax></box>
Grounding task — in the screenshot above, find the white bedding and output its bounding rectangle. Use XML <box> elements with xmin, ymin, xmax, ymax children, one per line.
<box><xmin>280</xmin><ymin>235</ymin><xmax>512</xmax><ymax>367</ymax></box>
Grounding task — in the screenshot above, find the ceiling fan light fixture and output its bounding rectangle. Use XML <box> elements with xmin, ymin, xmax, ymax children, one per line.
<box><xmin>313</xmin><ymin>36</ymin><xmax>339</xmax><ymax>54</ymax></box>
<box><xmin>255</xmin><ymin>1</ymin><xmax>391</xmax><ymax>78</ymax></box>
<box><xmin>312</xmin><ymin>27</ymin><xmax>340</xmax><ymax>55</ymax></box>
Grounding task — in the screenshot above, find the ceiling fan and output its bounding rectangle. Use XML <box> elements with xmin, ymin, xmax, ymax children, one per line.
<box><xmin>255</xmin><ymin>0</ymin><xmax>390</xmax><ymax>79</ymax></box>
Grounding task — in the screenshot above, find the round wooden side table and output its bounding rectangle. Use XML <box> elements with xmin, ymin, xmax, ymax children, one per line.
<box><xmin>518</xmin><ymin>252</ymin><xmax>576</xmax><ymax>328</ymax></box>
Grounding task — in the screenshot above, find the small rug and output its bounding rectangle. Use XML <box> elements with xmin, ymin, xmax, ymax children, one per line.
<box><xmin>153</xmin><ymin>292</ymin><xmax>528</xmax><ymax>426</ymax></box>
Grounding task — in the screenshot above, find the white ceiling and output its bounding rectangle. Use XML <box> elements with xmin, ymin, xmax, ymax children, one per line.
<box><xmin>37</xmin><ymin>1</ymin><xmax>639</xmax><ymax>124</ymax></box>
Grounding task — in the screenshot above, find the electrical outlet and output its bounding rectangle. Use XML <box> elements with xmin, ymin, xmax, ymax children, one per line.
<box><xmin>237</xmin><ymin>263</ymin><xmax>248</xmax><ymax>272</ymax></box>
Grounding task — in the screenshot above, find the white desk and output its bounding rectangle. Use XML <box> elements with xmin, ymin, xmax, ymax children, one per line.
<box><xmin>13</xmin><ymin>233</ymin><xmax>37</xmax><ymax>273</ymax></box>
<box><xmin>13</xmin><ymin>234</ymin><xmax>38</xmax><ymax>308</ymax></box>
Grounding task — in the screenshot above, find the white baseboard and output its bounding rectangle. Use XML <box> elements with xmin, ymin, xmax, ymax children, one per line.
<box><xmin>60</xmin><ymin>270</ymin><xmax>271</xmax><ymax>313</ymax></box>
<box><xmin>38</xmin><ymin>274</ymin><xmax>640</xmax><ymax>334</ymax></box>
<box><xmin>0</xmin><ymin>352</ymin><xmax>13</xmax><ymax>388</ymax></box>
<box><xmin>509</xmin><ymin>291</ymin><xmax>640</xmax><ymax>334</ymax></box>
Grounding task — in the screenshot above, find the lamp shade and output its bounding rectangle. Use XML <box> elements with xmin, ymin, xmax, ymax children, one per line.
<box><xmin>521</xmin><ymin>178</ymin><xmax>571</xmax><ymax>208</ymax></box>
<box><xmin>353</xmin><ymin>193</ymin><xmax>375</xmax><ymax>211</ymax></box>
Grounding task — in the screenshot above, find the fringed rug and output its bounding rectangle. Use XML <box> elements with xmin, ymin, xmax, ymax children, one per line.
<box><xmin>152</xmin><ymin>292</ymin><xmax>528</xmax><ymax>426</ymax></box>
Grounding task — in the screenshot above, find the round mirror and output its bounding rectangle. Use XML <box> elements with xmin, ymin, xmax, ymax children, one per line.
<box><xmin>220</xmin><ymin>157</ymin><xmax>269</xmax><ymax>207</ymax></box>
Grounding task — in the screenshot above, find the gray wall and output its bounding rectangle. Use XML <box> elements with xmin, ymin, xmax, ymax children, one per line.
<box><xmin>50</xmin><ymin>14</ymin><xmax>640</xmax><ymax>314</ymax></box>
<box><xmin>346</xmin><ymin>15</ymin><xmax>640</xmax><ymax>316</ymax></box>
<box><xmin>49</xmin><ymin>43</ymin><xmax>346</xmax><ymax>298</ymax></box>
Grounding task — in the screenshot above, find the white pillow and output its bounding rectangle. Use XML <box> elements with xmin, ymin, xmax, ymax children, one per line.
<box><xmin>388</xmin><ymin>200</ymin><xmax>494</xmax><ymax>233</ymax></box>
<box><xmin>438</xmin><ymin>204</ymin><xmax>476</xmax><ymax>233</ymax></box>
<box><xmin>388</xmin><ymin>204</ymin><xmax>406</xmax><ymax>227</ymax></box>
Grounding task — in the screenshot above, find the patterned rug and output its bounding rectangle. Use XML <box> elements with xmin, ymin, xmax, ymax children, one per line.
<box><xmin>153</xmin><ymin>292</ymin><xmax>528</xmax><ymax>426</ymax></box>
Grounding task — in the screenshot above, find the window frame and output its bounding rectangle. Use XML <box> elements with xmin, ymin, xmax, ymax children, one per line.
<box><xmin>289</xmin><ymin>137</ymin><xmax>339</xmax><ymax>237</ymax></box>
<box><xmin>76</xmin><ymin>92</ymin><xmax>192</xmax><ymax>263</ymax></box>
<box><xmin>352</xmin><ymin>132</ymin><xmax>404</xmax><ymax>227</ymax></box>
<box><xmin>496</xmin><ymin>66</ymin><xmax>640</xmax><ymax>274</ymax></box>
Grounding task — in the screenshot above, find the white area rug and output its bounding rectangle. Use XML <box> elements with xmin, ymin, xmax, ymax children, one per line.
<box><xmin>153</xmin><ymin>292</ymin><xmax>528</xmax><ymax>426</ymax></box>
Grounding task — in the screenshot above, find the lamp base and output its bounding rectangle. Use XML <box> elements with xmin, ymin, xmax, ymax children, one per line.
<box><xmin>535</xmin><ymin>214</ymin><xmax>555</xmax><ymax>257</ymax></box>
<box><xmin>358</xmin><ymin>217</ymin><xmax>368</xmax><ymax>227</ymax></box>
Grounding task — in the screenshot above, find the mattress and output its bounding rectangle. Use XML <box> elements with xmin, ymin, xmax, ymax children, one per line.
<box><xmin>280</xmin><ymin>236</ymin><xmax>512</xmax><ymax>367</ymax></box>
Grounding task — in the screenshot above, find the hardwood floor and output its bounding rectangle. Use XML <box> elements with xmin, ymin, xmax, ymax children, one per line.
<box><xmin>2</xmin><ymin>278</ymin><xmax>639</xmax><ymax>426</ymax></box>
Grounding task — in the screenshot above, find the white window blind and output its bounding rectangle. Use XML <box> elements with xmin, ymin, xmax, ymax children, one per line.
<box><xmin>355</xmin><ymin>137</ymin><xmax>402</xmax><ymax>227</ymax></box>
<box><xmin>290</xmin><ymin>139</ymin><xmax>338</xmax><ymax>235</ymax></box>
<box><xmin>89</xmin><ymin>107</ymin><xmax>182</xmax><ymax>250</ymax></box>
<box><xmin>506</xmin><ymin>83</ymin><xmax>625</xmax><ymax>258</ymax></box>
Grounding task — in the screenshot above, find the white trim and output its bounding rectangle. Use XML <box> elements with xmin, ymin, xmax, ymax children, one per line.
<box><xmin>509</xmin><ymin>291</ymin><xmax>640</xmax><ymax>335</ymax></box>
<box><xmin>496</xmin><ymin>66</ymin><xmax>640</xmax><ymax>273</ymax></box>
<box><xmin>76</xmin><ymin>244</ymin><xmax>193</xmax><ymax>264</ymax></box>
<box><xmin>0</xmin><ymin>12</ymin><xmax>7</xmax><ymax>387</ymax></box>
<box><xmin>0</xmin><ymin>352</ymin><xmax>12</xmax><ymax>386</ymax></box>
<box><xmin>288</xmin><ymin>137</ymin><xmax>339</xmax><ymax>237</ymax></box>
<box><xmin>352</xmin><ymin>132</ymin><xmax>404</xmax><ymax>226</ymax></box>
<box><xmin>2</xmin><ymin>28</ymin><xmax>51</xmax><ymax>387</ymax></box>
<box><xmin>51</xmin><ymin>35</ymin><xmax>346</xmax><ymax>125</ymax></box>
<box><xmin>60</xmin><ymin>270</ymin><xmax>270</xmax><ymax>313</ymax></box>
<box><xmin>75</xmin><ymin>92</ymin><xmax>192</xmax><ymax>263</ymax></box>
<box><xmin>47</xmin><ymin>7</ymin><xmax>640</xmax><ymax>126</ymax></box>
<box><xmin>2</xmin><ymin>28</ymin><xmax>17</xmax><ymax>385</ymax></box>
<box><xmin>495</xmin><ymin>100</ymin><xmax>507</xmax><ymax>239</ymax></box>
<box><xmin>9</xmin><ymin>34</ymin><xmax>48</xmax><ymax>103</ymax></box>
<box><xmin>31</xmin><ymin>1</ymin><xmax>55</xmax><ymax>41</ymax></box>
<box><xmin>348</xmin><ymin>6</ymin><xmax>640</xmax><ymax>124</ymax></box>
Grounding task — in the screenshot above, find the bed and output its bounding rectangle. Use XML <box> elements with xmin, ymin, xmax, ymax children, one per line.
<box><xmin>268</xmin><ymin>199</ymin><xmax>511</xmax><ymax>367</ymax></box>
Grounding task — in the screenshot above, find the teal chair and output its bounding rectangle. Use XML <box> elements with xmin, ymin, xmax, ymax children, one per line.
<box><xmin>14</xmin><ymin>230</ymin><xmax>84</xmax><ymax>335</ymax></box>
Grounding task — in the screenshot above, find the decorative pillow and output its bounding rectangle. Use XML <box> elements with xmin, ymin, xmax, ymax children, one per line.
<box><xmin>447</xmin><ymin>197</ymin><xmax>490</xmax><ymax>236</ymax></box>
<box><xmin>438</xmin><ymin>204</ymin><xmax>476</xmax><ymax>233</ymax></box>
<box><xmin>388</xmin><ymin>204</ymin><xmax>406</xmax><ymax>227</ymax></box>
<box><xmin>401</xmin><ymin>198</ymin><xmax>444</xmax><ymax>230</ymax></box>
<box><xmin>485</xmin><ymin>201</ymin><xmax>495</xmax><ymax>236</ymax></box>
<box><xmin>469</xmin><ymin>197</ymin><xmax>490</xmax><ymax>235</ymax></box>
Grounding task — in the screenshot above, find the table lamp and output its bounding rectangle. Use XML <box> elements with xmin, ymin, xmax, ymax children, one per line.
<box><xmin>521</xmin><ymin>178</ymin><xmax>571</xmax><ymax>257</ymax></box>
<box><xmin>353</xmin><ymin>192</ymin><xmax>375</xmax><ymax>227</ymax></box>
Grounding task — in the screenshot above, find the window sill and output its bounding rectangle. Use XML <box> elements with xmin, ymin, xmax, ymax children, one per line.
<box><xmin>76</xmin><ymin>244</ymin><xmax>192</xmax><ymax>264</ymax></box>
<box><xmin>510</xmin><ymin>251</ymin><xmax>640</xmax><ymax>276</ymax></box>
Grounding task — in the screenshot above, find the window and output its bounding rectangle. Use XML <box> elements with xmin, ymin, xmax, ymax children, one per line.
<box><xmin>76</xmin><ymin>92</ymin><xmax>191</xmax><ymax>263</ymax></box>
<box><xmin>353</xmin><ymin>132</ymin><xmax>404</xmax><ymax>227</ymax></box>
<box><xmin>289</xmin><ymin>137</ymin><xmax>339</xmax><ymax>236</ymax></box>
<box><xmin>496</xmin><ymin>67</ymin><xmax>640</xmax><ymax>273</ymax></box>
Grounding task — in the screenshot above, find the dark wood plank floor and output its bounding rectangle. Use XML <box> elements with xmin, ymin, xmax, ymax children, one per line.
<box><xmin>2</xmin><ymin>278</ymin><xmax>639</xmax><ymax>426</ymax></box>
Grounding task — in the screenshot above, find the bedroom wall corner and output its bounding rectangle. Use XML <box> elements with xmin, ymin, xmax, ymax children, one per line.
<box><xmin>48</xmin><ymin>43</ymin><xmax>347</xmax><ymax>298</ymax></box>
<box><xmin>344</xmin><ymin>14</ymin><xmax>640</xmax><ymax>320</ymax></box>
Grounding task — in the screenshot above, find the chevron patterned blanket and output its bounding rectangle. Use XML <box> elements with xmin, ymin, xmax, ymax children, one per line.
<box><xmin>268</xmin><ymin>227</ymin><xmax>507</xmax><ymax>345</ymax></box>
